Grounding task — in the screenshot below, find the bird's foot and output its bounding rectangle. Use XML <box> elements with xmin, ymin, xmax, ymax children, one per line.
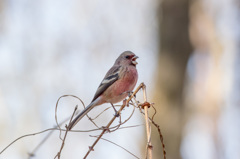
<box><xmin>114</xmin><ymin>112</ymin><xmax>120</xmax><ymax>117</ymax></box>
<box><xmin>111</xmin><ymin>103</ymin><xmax>120</xmax><ymax>117</ymax></box>
<box><xmin>102</xmin><ymin>126</ymin><xmax>110</xmax><ymax>132</ymax></box>
<box><xmin>120</xmin><ymin>91</ymin><xmax>136</xmax><ymax>98</ymax></box>
<box><xmin>127</xmin><ymin>91</ymin><xmax>136</xmax><ymax>98</ymax></box>
<box><xmin>123</xmin><ymin>99</ymin><xmax>129</xmax><ymax>107</ymax></box>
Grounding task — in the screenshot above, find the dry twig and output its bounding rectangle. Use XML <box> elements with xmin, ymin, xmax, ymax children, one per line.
<box><xmin>90</xmin><ymin>136</ymin><xmax>140</xmax><ymax>159</ymax></box>
<box><xmin>141</xmin><ymin>84</ymin><xmax>153</xmax><ymax>159</ymax></box>
<box><xmin>28</xmin><ymin>114</ymin><xmax>78</xmax><ymax>158</ymax></box>
<box><xmin>54</xmin><ymin>106</ymin><xmax>78</xmax><ymax>159</ymax></box>
<box><xmin>149</xmin><ymin>117</ymin><xmax>166</xmax><ymax>159</ymax></box>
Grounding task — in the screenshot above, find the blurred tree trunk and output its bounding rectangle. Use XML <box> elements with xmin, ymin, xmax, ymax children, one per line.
<box><xmin>153</xmin><ymin>0</ymin><xmax>192</xmax><ymax>158</ymax></box>
<box><xmin>180</xmin><ymin>0</ymin><xmax>239</xmax><ymax>158</ymax></box>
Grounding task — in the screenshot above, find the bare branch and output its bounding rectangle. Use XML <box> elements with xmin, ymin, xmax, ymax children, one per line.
<box><xmin>28</xmin><ymin>114</ymin><xmax>77</xmax><ymax>158</ymax></box>
<box><xmin>54</xmin><ymin>105</ymin><xmax>78</xmax><ymax>159</ymax></box>
<box><xmin>90</xmin><ymin>136</ymin><xmax>140</xmax><ymax>159</ymax></box>
<box><xmin>55</xmin><ymin>95</ymin><xmax>85</xmax><ymax>140</ymax></box>
<box><xmin>137</xmin><ymin>102</ymin><xmax>167</xmax><ymax>159</ymax></box>
<box><xmin>141</xmin><ymin>83</ymin><xmax>153</xmax><ymax>159</ymax></box>
<box><xmin>149</xmin><ymin>117</ymin><xmax>166</xmax><ymax>159</ymax></box>
<box><xmin>108</xmin><ymin>101</ymin><xmax>136</xmax><ymax>133</ymax></box>
<box><xmin>0</xmin><ymin>128</ymin><xmax>65</xmax><ymax>155</ymax></box>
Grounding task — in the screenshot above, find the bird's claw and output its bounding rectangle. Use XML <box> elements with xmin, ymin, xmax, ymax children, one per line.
<box><xmin>110</xmin><ymin>103</ymin><xmax>120</xmax><ymax>117</ymax></box>
<box><xmin>127</xmin><ymin>91</ymin><xmax>136</xmax><ymax>98</ymax></box>
<box><xmin>114</xmin><ymin>112</ymin><xmax>120</xmax><ymax>117</ymax></box>
<box><xmin>123</xmin><ymin>99</ymin><xmax>128</xmax><ymax>106</ymax></box>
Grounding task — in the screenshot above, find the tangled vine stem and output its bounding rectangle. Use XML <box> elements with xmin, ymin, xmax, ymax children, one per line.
<box><xmin>54</xmin><ymin>105</ymin><xmax>78</xmax><ymax>159</ymax></box>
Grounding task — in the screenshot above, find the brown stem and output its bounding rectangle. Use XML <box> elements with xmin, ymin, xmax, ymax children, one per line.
<box><xmin>142</xmin><ymin>84</ymin><xmax>153</xmax><ymax>159</ymax></box>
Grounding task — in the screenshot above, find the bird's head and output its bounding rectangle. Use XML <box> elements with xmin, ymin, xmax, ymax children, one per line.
<box><xmin>115</xmin><ymin>51</ymin><xmax>139</xmax><ymax>66</ymax></box>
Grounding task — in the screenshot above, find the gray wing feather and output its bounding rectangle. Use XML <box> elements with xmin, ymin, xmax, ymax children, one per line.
<box><xmin>91</xmin><ymin>65</ymin><xmax>121</xmax><ymax>102</ymax></box>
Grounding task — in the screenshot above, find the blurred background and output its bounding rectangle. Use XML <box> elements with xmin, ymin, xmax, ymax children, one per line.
<box><xmin>0</xmin><ymin>0</ymin><xmax>239</xmax><ymax>159</ymax></box>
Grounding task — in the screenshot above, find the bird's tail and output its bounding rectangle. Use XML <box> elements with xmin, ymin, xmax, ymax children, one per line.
<box><xmin>68</xmin><ymin>102</ymin><xmax>96</xmax><ymax>130</ymax></box>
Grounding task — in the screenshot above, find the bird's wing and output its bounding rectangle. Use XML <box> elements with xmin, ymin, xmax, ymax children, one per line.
<box><xmin>91</xmin><ymin>65</ymin><xmax>121</xmax><ymax>102</ymax></box>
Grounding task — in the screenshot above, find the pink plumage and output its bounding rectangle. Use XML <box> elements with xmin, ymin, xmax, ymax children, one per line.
<box><xmin>68</xmin><ymin>51</ymin><xmax>139</xmax><ymax>130</ymax></box>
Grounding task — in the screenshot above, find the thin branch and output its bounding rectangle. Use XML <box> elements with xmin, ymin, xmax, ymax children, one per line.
<box><xmin>28</xmin><ymin>114</ymin><xmax>78</xmax><ymax>158</ymax></box>
<box><xmin>1</xmin><ymin>126</ymin><xmax>105</xmax><ymax>155</ymax></box>
<box><xmin>1</xmin><ymin>123</ymin><xmax>145</xmax><ymax>156</ymax></box>
<box><xmin>149</xmin><ymin>117</ymin><xmax>166</xmax><ymax>159</ymax></box>
<box><xmin>142</xmin><ymin>83</ymin><xmax>153</xmax><ymax>159</ymax></box>
<box><xmin>86</xmin><ymin>106</ymin><xmax>115</xmax><ymax>129</ymax></box>
<box><xmin>150</xmin><ymin>103</ymin><xmax>157</xmax><ymax>121</ymax></box>
<box><xmin>55</xmin><ymin>95</ymin><xmax>85</xmax><ymax>140</ymax></box>
<box><xmin>137</xmin><ymin>102</ymin><xmax>167</xmax><ymax>159</ymax></box>
<box><xmin>54</xmin><ymin>106</ymin><xmax>78</xmax><ymax>159</ymax></box>
<box><xmin>0</xmin><ymin>127</ymin><xmax>72</xmax><ymax>155</ymax></box>
<box><xmin>90</xmin><ymin>136</ymin><xmax>140</xmax><ymax>159</ymax></box>
<box><xmin>91</xmin><ymin>107</ymin><xmax>111</xmax><ymax>120</ymax></box>
<box><xmin>86</xmin><ymin>105</ymin><xmax>123</xmax><ymax>129</ymax></box>
<box><xmin>117</xmin><ymin>124</ymin><xmax>144</xmax><ymax>130</ymax></box>
<box><xmin>86</xmin><ymin>114</ymin><xmax>100</xmax><ymax>129</ymax></box>
<box><xmin>108</xmin><ymin>101</ymin><xmax>136</xmax><ymax>132</ymax></box>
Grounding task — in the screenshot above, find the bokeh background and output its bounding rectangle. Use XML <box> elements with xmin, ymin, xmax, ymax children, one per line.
<box><xmin>0</xmin><ymin>0</ymin><xmax>239</xmax><ymax>159</ymax></box>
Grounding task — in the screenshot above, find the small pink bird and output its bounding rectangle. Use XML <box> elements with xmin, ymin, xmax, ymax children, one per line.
<box><xmin>68</xmin><ymin>51</ymin><xmax>139</xmax><ymax>130</ymax></box>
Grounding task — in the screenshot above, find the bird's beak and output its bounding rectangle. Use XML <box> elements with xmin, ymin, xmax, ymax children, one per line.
<box><xmin>131</xmin><ymin>55</ymin><xmax>139</xmax><ymax>65</ymax></box>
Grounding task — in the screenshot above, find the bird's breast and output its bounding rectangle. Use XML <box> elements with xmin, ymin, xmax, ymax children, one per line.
<box><xmin>103</xmin><ymin>66</ymin><xmax>138</xmax><ymax>104</ymax></box>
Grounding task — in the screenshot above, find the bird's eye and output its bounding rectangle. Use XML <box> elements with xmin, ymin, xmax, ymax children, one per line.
<box><xmin>125</xmin><ymin>55</ymin><xmax>130</xmax><ymax>59</ymax></box>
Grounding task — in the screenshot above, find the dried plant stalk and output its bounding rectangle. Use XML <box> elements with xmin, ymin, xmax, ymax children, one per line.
<box><xmin>142</xmin><ymin>84</ymin><xmax>153</xmax><ymax>159</ymax></box>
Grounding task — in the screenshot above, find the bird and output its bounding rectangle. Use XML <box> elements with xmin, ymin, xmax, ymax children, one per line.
<box><xmin>68</xmin><ymin>51</ymin><xmax>139</xmax><ymax>130</ymax></box>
